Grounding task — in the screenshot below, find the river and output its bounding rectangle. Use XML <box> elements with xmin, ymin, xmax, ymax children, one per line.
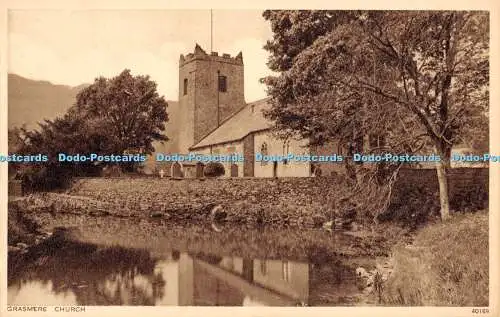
<box><xmin>8</xmin><ymin>214</ymin><xmax>386</xmax><ymax>306</ymax></box>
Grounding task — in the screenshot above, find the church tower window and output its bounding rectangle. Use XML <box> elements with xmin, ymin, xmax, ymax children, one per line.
<box><xmin>183</xmin><ymin>78</ymin><xmax>188</xmax><ymax>95</ymax></box>
<box><xmin>218</xmin><ymin>75</ymin><xmax>227</xmax><ymax>92</ymax></box>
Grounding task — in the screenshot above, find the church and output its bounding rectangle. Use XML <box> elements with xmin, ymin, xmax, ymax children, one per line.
<box><xmin>144</xmin><ymin>44</ymin><xmax>347</xmax><ymax>178</ymax></box>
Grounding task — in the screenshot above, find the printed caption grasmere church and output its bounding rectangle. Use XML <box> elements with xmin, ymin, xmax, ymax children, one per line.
<box><xmin>144</xmin><ymin>44</ymin><xmax>350</xmax><ymax>178</ymax></box>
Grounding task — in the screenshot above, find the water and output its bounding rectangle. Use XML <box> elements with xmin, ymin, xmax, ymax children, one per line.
<box><xmin>8</xmin><ymin>215</ymin><xmax>384</xmax><ymax>306</ymax></box>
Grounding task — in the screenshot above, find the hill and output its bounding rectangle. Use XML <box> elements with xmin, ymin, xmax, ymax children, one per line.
<box><xmin>7</xmin><ymin>73</ymin><xmax>179</xmax><ymax>153</ymax></box>
<box><xmin>8</xmin><ymin>74</ymin><xmax>84</xmax><ymax>130</ymax></box>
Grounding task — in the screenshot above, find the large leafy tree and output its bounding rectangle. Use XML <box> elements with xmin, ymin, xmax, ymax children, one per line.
<box><xmin>75</xmin><ymin>69</ymin><xmax>169</xmax><ymax>154</ymax></box>
<box><xmin>262</xmin><ymin>10</ymin><xmax>489</xmax><ymax>220</ymax></box>
<box><xmin>17</xmin><ymin>69</ymin><xmax>169</xmax><ymax>189</ymax></box>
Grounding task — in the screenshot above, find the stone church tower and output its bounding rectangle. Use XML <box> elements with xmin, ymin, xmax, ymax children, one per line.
<box><xmin>177</xmin><ymin>44</ymin><xmax>246</xmax><ymax>153</ymax></box>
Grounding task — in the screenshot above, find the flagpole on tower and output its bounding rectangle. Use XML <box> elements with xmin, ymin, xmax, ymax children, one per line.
<box><xmin>210</xmin><ymin>9</ymin><xmax>213</xmax><ymax>52</ymax></box>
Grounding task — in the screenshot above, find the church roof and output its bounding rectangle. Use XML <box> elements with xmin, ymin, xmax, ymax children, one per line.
<box><xmin>190</xmin><ymin>97</ymin><xmax>272</xmax><ymax>150</ymax></box>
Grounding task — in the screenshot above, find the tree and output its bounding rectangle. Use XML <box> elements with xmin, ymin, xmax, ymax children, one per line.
<box><xmin>17</xmin><ymin>69</ymin><xmax>170</xmax><ymax>190</ymax></box>
<box><xmin>262</xmin><ymin>10</ymin><xmax>489</xmax><ymax>220</ymax></box>
<box><xmin>18</xmin><ymin>114</ymin><xmax>99</xmax><ymax>190</ymax></box>
<box><xmin>75</xmin><ymin>69</ymin><xmax>169</xmax><ymax>155</ymax></box>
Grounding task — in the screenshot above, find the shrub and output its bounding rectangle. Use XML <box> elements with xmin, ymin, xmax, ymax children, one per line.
<box><xmin>20</xmin><ymin>164</ymin><xmax>73</xmax><ymax>192</ymax></box>
<box><xmin>204</xmin><ymin>162</ymin><xmax>225</xmax><ymax>177</ymax></box>
<box><xmin>18</xmin><ymin>162</ymin><xmax>102</xmax><ymax>192</ymax></box>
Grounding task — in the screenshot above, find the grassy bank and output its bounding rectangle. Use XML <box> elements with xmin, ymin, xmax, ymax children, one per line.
<box><xmin>8</xmin><ymin>202</ymin><xmax>43</xmax><ymax>245</ymax></box>
<box><xmin>381</xmin><ymin>210</ymin><xmax>489</xmax><ymax>306</ymax></box>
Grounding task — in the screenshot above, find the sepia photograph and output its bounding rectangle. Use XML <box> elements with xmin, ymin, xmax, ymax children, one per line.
<box><xmin>1</xmin><ymin>1</ymin><xmax>498</xmax><ymax>316</ymax></box>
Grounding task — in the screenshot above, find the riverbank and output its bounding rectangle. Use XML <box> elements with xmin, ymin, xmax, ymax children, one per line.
<box><xmin>10</xmin><ymin>182</ymin><xmax>359</xmax><ymax>230</ymax></box>
<box><xmin>7</xmin><ymin>201</ymin><xmax>51</xmax><ymax>254</ymax></box>
<box><xmin>380</xmin><ymin>210</ymin><xmax>489</xmax><ymax>306</ymax></box>
<box><xmin>7</xmin><ymin>197</ymin><xmax>393</xmax><ymax>259</ymax></box>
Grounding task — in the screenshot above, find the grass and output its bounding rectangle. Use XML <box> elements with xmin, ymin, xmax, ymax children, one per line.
<box><xmin>7</xmin><ymin>202</ymin><xmax>42</xmax><ymax>245</ymax></box>
<box><xmin>382</xmin><ymin>210</ymin><xmax>489</xmax><ymax>306</ymax></box>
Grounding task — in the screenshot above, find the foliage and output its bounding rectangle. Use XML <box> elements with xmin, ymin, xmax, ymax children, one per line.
<box><xmin>8</xmin><ymin>127</ymin><xmax>27</xmax><ymax>179</ymax></box>
<box><xmin>75</xmin><ymin>69</ymin><xmax>169</xmax><ymax>154</ymax></box>
<box><xmin>203</xmin><ymin>162</ymin><xmax>225</xmax><ymax>178</ymax></box>
<box><xmin>13</xmin><ymin>69</ymin><xmax>169</xmax><ymax>190</ymax></box>
<box><xmin>262</xmin><ymin>10</ymin><xmax>489</xmax><ymax>220</ymax></box>
<box><xmin>8</xmin><ymin>127</ymin><xmax>25</xmax><ymax>152</ymax></box>
<box><xmin>263</xmin><ymin>11</ymin><xmax>488</xmax><ymax>154</ymax></box>
<box><xmin>18</xmin><ymin>164</ymin><xmax>74</xmax><ymax>192</ymax></box>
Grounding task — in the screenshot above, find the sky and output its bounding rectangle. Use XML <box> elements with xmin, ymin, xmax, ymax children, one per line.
<box><xmin>8</xmin><ymin>9</ymin><xmax>276</xmax><ymax>102</ymax></box>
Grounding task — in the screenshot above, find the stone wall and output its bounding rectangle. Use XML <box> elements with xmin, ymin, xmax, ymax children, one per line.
<box><xmin>66</xmin><ymin>167</ymin><xmax>488</xmax><ymax>226</ymax></box>
<box><xmin>396</xmin><ymin>167</ymin><xmax>489</xmax><ymax>203</ymax></box>
<box><xmin>69</xmin><ymin>177</ymin><xmax>339</xmax><ymax>226</ymax></box>
<box><xmin>385</xmin><ymin>167</ymin><xmax>489</xmax><ymax>222</ymax></box>
<box><xmin>179</xmin><ymin>45</ymin><xmax>246</xmax><ymax>146</ymax></box>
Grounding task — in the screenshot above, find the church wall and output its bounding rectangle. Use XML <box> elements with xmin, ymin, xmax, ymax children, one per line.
<box><xmin>193</xmin><ymin>140</ymin><xmax>244</xmax><ymax>178</ymax></box>
<box><xmin>253</xmin><ymin>131</ymin><xmax>311</xmax><ymax>178</ymax></box>
<box><xmin>310</xmin><ymin>140</ymin><xmax>346</xmax><ymax>177</ymax></box>
<box><xmin>193</xmin><ymin>58</ymin><xmax>245</xmax><ymax>145</ymax></box>
<box><xmin>178</xmin><ymin>60</ymin><xmax>197</xmax><ymax>153</ymax></box>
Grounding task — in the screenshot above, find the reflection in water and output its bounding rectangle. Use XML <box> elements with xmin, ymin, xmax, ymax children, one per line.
<box><xmin>8</xmin><ymin>239</ymin><xmax>166</xmax><ymax>306</ymax></box>
<box><xmin>243</xmin><ymin>296</ymin><xmax>267</xmax><ymax>306</ymax></box>
<box><xmin>8</xmin><ymin>280</ymin><xmax>77</xmax><ymax>306</ymax></box>
<box><xmin>8</xmin><ymin>236</ymin><xmax>366</xmax><ymax>306</ymax></box>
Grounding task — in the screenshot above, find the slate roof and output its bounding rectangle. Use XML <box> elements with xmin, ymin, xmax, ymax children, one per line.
<box><xmin>190</xmin><ymin>97</ymin><xmax>272</xmax><ymax>149</ymax></box>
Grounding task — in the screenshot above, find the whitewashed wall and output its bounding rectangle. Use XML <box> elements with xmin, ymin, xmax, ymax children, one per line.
<box><xmin>253</xmin><ymin>131</ymin><xmax>311</xmax><ymax>178</ymax></box>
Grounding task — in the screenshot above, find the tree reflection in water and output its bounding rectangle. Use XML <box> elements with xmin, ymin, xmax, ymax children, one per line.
<box><xmin>8</xmin><ymin>228</ymin><xmax>372</xmax><ymax>307</ymax></box>
<box><xmin>8</xmin><ymin>238</ymin><xmax>166</xmax><ymax>305</ymax></box>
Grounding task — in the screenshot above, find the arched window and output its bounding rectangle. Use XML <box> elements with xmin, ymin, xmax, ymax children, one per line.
<box><xmin>260</xmin><ymin>260</ymin><xmax>267</xmax><ymax>275</ymax></box>
<box><xmin>261</xmin><ymin>142</ymin><xmax>268</xmax><ymax>166</ymax></box>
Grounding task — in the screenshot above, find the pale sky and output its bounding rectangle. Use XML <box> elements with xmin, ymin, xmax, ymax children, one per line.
<box><xmin>8</xmin><ymin>10</ymin><xmax>276</xmax><ymax>102</ymax></box>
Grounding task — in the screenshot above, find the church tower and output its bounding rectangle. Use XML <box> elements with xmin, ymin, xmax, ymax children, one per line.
<box><xmin>177</xmin><ymin>44</ymin><xmax>246</xmax><ymax>153</ymax></box>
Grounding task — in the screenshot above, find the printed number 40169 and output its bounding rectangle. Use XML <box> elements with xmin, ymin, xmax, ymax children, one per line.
<box><xmin>472</xmin><ymin>308</ymin><xmax>489</xmax><ymax>314</ymax></box>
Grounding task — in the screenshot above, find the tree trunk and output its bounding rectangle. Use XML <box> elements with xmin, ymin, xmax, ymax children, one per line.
<box><xmin>435</xmin><ymin>145</ymin><xmax>451</xmax><ymax>220</ymax></box>
<box><xmin>436</xmin><ymin>159</ymin><xmax>451</xmax><ymax>220</ymax></box>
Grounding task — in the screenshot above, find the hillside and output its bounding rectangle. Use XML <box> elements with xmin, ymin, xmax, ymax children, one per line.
<box><xmin>7</xmin><ymin>73</ymin><xmax>179</xmax><ymax>153</ymax></box>
<box><xmin>8</xmin><ymin>74</ymin><xmax>84</xmax><ymax>130</ymax></box>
